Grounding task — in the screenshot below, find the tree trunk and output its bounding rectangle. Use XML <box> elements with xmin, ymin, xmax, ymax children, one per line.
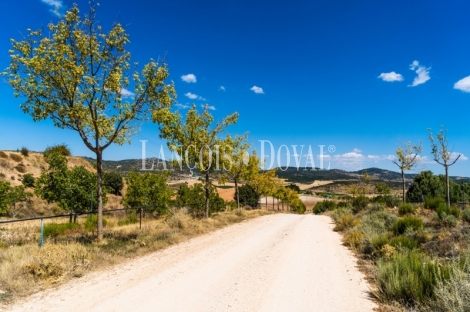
<box><xmin>265</xmin><ymin>196</ymin><xmax>268</xmax><ymax>210</ymax></box>
<box><xmin>235</xmin><ymin>179</ymin><xmax>240</xmax><ymax>209</ymax></box>
<box><xmin>401</xmin><ymin>169</ymin><xmax>406</xmax><ymax>203</ymax></box>
<box><xmin>205</xmin><ymin>171</ymin><xmax>210</xmax><ymax>218</ymax></box>
<box><xmin>96</xmin><ymin>150</ymin><xmax>104</xmax><ymax>242</ymax></box>
<box><xmin>446</xmin><ymin>165</ymin><xmax>450</xmax><ymax>208</ymax></box>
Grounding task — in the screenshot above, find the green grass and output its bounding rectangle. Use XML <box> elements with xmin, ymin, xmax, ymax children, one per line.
<box><xmin>44</xmin><ymin>222</ymin><xmax>81</xmax><ymax>238</ymax></box>
<box><xmin>392</xmin><ymin>216</ymin><xmax>424</xmax><ymax>235</ymax></box>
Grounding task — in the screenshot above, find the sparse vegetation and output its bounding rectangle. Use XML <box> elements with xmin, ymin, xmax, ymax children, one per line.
<box><xmin>9</xmin><ymin>153</ymin><xmax>22</xmax><ymax>162</ymax></box>
<box><xmin>20</xmin><ymin>147</ymin><xmax>29</xmax><ymax>157</ymax></box>
<box><xmin>398</xmin><ymin>203</ymin><xmax>415</xmax><ymax>215</ymax></box>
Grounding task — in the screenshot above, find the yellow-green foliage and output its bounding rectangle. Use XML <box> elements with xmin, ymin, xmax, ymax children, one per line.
<box><xmin>334</xmin><ymin>214</ymin><xmax>361</xmax><ymax>232</ymax></box>
<box><xmin>344</xmin><ymin>230</ymin><xmax>365</xmax><ymax>250</ymax></box>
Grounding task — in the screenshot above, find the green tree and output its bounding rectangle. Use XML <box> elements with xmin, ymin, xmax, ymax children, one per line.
<box><xmin>3</xmin><ymin>4</ymin><xmax>175</xmax><ymax>240</ymax></box>
<box><xmin>21</xmin><ymin>173</ymin><xmax>35</xmax><ymax>188</ymax></box>
<box><xmin>35</xmin><ymin>151</ymin><xmax>105</xmax><ymax>213</ymax></box>
<box><xmin>8</xmin><ymin>185</ymin><xmax>33</xmax><ymax>213</ymax></box>
<box><xmin>286</xmin><ymin>183</ymin><xmax>301</xmax><ymax>193</ymax></box>
<box><xmin>392</xmin><ymin>141</ymin><xmax>422</xmax><ymax>203</ymax></box>
<box><xmin>103</xmin><ymin>171</ymin><xmax>123</xmax><ymax>196</ymax></box>
<box><xmin>123</xmin><ymin>171</ymin><xmax>173</xmax><ymax>215</ymax></box>
<box><xmin>406</xmin><ymin>170</ymin><xmax>465</xmax><ymax>204</ymax></box>
<box><xmin>219</xmin><ymin>134</ymin><xmax>260</xmax><ymax>209</ymax></box>
<box><xmin>0</xmin><ymin>181</ymin><xmax>12</xmax><ymax>215</ymax></box>
<box><xmin>175</xmin><ymin>183</ymin><xmax>224</xmax><ymax>217</ymax></box>
<box><xmin>154</xmin><ymin>104</ymin><xmax>238</xmax><ymax>218</ymax></box>
<box><xmin>375</xmin><ymin>182</ymin><xmax>391</xmax><ymax>195</ymax></box>
<box><xmin>429</xmin><ymin>126</ymin><xmax>460</xmax><ymax>208</ymax></box>
<box><xmin>237</xmin><ymin>184</ymin><xmax>260</xmax><ymax>208</ymax></box>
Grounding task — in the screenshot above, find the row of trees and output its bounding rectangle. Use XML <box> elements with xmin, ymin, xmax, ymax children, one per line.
<box><xmin>3</xmin><ymin>4</ymin><xmax>304</xmax><ymax>239</ymax></box>
<box><xmin>393</xmin><ymin>126</ymin><xmax>461</xmax><ymax>207</ymax></box>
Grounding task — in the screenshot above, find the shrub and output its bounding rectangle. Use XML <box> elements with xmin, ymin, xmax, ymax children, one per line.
<box><xmin>398</xmin><ymin>203</ymin><xmax>415</xmax><ymax>215</ymax></box>
<box><xmin>380</xmin><ymin>244</ymin><xmax>397</xmax><ymax>260</ymax></box>
<box><xmin>392</xmin><ymin>216</ymin><xmax>424</xmax><ymax>235</ymax></box>
<box><xmin>22</xmin><ymin>174</ymin><xmax>35</xmax><ymax>188</ymax></box>
<box><xmin>351</xmin><ymin>196</ymin><xmax>369</xmax><ymax>213</ymax></box>
<box><xmin>441</xmin><ymin>215</ymin><xmax>458</xmax><ymax>228</ymax></box>
<box><xmin>103</xmin><ymin>171</ymin><xmax>123</xmax><ymax>196</ymax></box>
<box><xmin>84</xmin><ymin>214</ymin><xmax>107</xmax><ymax>232</ymax></box>
<box><xmin>437</xmin><ymin>203</ymin><xmax>460</xmax><ymax>220</ymax></box>
<box><xmin>44</xmin><ymin>222</ymin><xmax>81</xmax><ymax>238</ymax></box>
<box><xmin>370</xmin><ymin>234</ymin><xmax>389</xmax><ymax>251</ymax></box>
<box><xmin>336</xmin><ymin>201</ymin><xmax>352</xmax><ymax>209</ymax></box>
<box><xmin>334</xmin><ymin>214</ymin><xmax>361</xmax><ymax>231</ymax></box>
<box><xmin>344</xmin><ymin>230</ymin><xmax>365</xmax><ymax>250</ymax></box>
<box><xmin>389</xmin><ymin>235</ymin><xmax>418</xmax><ymax>250</ymax></box>
<box><xmin>384</xmin><ymin>195</ymin><xmax>402</xmax><ymax>208</ymax></box>
<box><xmin>433</xmin><ymin>263</ymin><xmax>470</xmax><ymax>312</ymax></box>
<box><xmin>291</xmin><ymin>201</ymin><xmax>306</xmax><ymax>214</ymax></box>
<box><xmin>313</xmin><ymin>200</ymin><xmax>336</xmax><ymax>214</ymax></box>
<box><xmin>375</xmin><ymin>251</ymin><xmax>450</xmax><ymax>304</ymax></box>
<box><xmin>425</xmin><ymin>196</ymin><xmax>445</xmax><ymax>210</ymax></box>
<box><xmin>166</xmin><ymin>210</ymin><xmax>190</xmax><ymax>230</ymax></box>
<box><xmin>360</xmin><ymin>211</ymin><xmax>397</xmax><ymax>237</ymax></box>
<box><xmin>9</xmin><ymin>153</ymin><xmax>22</xmax><ymax>162</ymax></box>
<box><xmin>0</xmin><ymin>151</ymin><xmax>7</xmax><ymax>158</ymax></box>
<box><xmin>15</xmin><ymin>164</ymin><xmax>27</xmax><ymax>173</ymax></box>
<box><xmin>44</xmin><ymin>144</ymin><xmax>71</xmax><ymax>157</ymax></box>
<box><xmin>462</xmin><ymin>209</ymin><xmax>470</xmax><ymax>223</ymax></box>
<box><xmin>369</xmin><ymin>203</ymin><xmax>385</xmax><ymax>213</ymax></box>
<box><xmin>20</xmin><ymin>147</ymin><xmax>29</xmax><ymax>157</ymax></box>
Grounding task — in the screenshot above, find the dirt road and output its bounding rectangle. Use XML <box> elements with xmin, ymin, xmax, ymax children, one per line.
<box><xmin>9</xmin><ymin>214</ymin><xmax>376</xmax><ymax>312</ymax></box>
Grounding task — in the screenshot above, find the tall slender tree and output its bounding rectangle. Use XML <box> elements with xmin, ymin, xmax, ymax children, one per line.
<box><xmin>3</xmin><ymin>4</ymin><xmax>175</xmax><ymax>240</ymax></box>
<box><xmin>154</xmin><ymin>104</ymin><xmax>238</xmax><ymax>218</ymax></box>
<box><xmin>392</xmin><ymin>141</ymin><xmax>422</xmax><ymax>203</ymax></box>
<box><xmin>219</xmin><ymin>134</ymin><xmax>260</xmax><ymax>209</ymax></box>
<box><xmin>429</xmin><ymin>126</ymin><xmax>460</xmax><ymax>208</ymax></box>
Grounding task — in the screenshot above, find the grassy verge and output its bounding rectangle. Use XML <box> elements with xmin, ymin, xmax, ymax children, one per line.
<box><xmin>0</xmin><ymin>209</ymin><xmax>271</xmax><ymax>303</ymax></box>
<box><xmin>316</xmin><ymin>198</ymin><xmax>470</xmax><ymax>311</ymax></box>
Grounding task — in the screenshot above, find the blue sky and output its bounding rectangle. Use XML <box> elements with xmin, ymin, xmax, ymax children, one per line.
<box><xmin>1</xmin><ymin>0</ymin><xmax>470</xmax><ymax>176</ymax></box>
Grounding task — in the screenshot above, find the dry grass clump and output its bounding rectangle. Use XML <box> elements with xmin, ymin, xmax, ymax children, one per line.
<box><xmin>166</xmin><ymin>209</ymin><xmax>191</xmax><ymax>230</ymax></box>
<box><xmin>9</xmin><ymin>154</ymin><xmax>22</xmax><ymax>162</ymax></box>
<box><xmin>334</xmin><ymin>214</ymin><xmax>361</xmax><ymax>231</ymax></box>
<box><xmin>14</xmin><ymin>164</ymin><xmax>27</xmax><ymax>173</ymax></box>
<box><xmin>0</xmin><ymin>151</ymin><xmax>8</xmax><ymax>159</ymax></box>
<box><xmin>344</xmin><ymin>230</ymin><xmax>365</xmax><ymax>250</ymax></box>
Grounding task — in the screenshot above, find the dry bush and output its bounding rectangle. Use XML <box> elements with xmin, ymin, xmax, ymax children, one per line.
<box><xmin>0</xmin><ymin>159</ymin><xmax>10</xmax><ymax>169</ymax></box>
<box><xmin>334</xmin><ymin>214</ymin><xmax>361</xmax><ymax>231</ymax></box>
<box><xmin>0</xmin><ymin>151</ymin><xmax>8</xmax><ymax>158</ymax></box>
<box><xmin>166</xmin><ymin>209</ymin><xmax>191</xmax><ymax>230</ymax></box>
<box><xmin>15</xmin><ymin>164</ymin><xmax>27</xmax><ymax>173</ymax></box>
<box><xmin>344</xmin><ymin>230</ymin><xmax>365</xmax><ymax>251</ymax></box>
<box><xmin>9</xmin><ymin>154</ymin><xmax>22</xmax><ymax>162</ymax></box>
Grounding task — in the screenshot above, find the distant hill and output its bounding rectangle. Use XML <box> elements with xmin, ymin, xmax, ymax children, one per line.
<box><xmin>275</xmin><ymin>167</ymin><xmax>469</xmax><ymax>183</ymax></box>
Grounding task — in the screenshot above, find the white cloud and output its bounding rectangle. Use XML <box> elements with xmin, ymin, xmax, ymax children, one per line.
<box><xmin>185</xmin><ymin>92</ymin><xmax>198</xmax><ymax>100</ymax></box>
<box><xmin>120</xmin><ymin>88</ymin><xmax>135</xmax><ymax>98</ymax></box>
<box><xmin>408</xmin><ymin>60</ymin><xmax>431</xmax><ymax>87</ymax></box>
<box><xmin>352</xmin><ymin>148</ymin><xmax>362</xmax><ymax>153</ymax></box>
<box><xmin>184</xmin><ymin>92</ymin><xmax>206</xmax><ymax>101</ymax></box>
<box><xmin>219</xmin><ymin>86</ymin><xmax>226</xmax><ymax>91</ymax></box>
<box><xmin>378</xmin><ymin>71</ymin><xmax>404</xmax><ymax>82</ymax></box>
<box><xmin>454</xmin><ymin>76</ymin><xmax>470</xmax><ymax>93</ymax></box>
<box><xmin>201</xmin><ymin>104</ymin><xmax>216</xmax><ymax>110</ymax></box>
<box><xmin>40</xmin><ymin>0</ymin><xmax>63</xmax><ymax>16</ymax></box>
<box><xmin>175</xmin><ymin>103</ymin><xmax>190</xmax><ymax>109</ymax></box>
<box><xmin>250</xmin><ymin>86</ymin><xmax>264</xmax><ymax>94</ymax></box>
<box><xmin>451</xmin><ymin>152</ymin><xmax>468</xmax><ymax>161</ymax></box>
<box><xmin>181</xmin><ymin>74</ymin><xmax>196</xmax><ymax>83</ymax></box>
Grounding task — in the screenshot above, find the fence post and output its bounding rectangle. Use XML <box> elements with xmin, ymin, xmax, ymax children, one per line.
<box><xmin>139</xmin><ymin>207</ymin><xmax>142</xmax><ymax>229</ymax></box>
<box><xmin>39</xmin><ymin>218</ymin><xmax>44</xmax><ymax>248</ymax></box>
<box><xmin>69</xmin><ymin>211</ymin><xmax>73</xmax><ymax>223</ymax></box>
